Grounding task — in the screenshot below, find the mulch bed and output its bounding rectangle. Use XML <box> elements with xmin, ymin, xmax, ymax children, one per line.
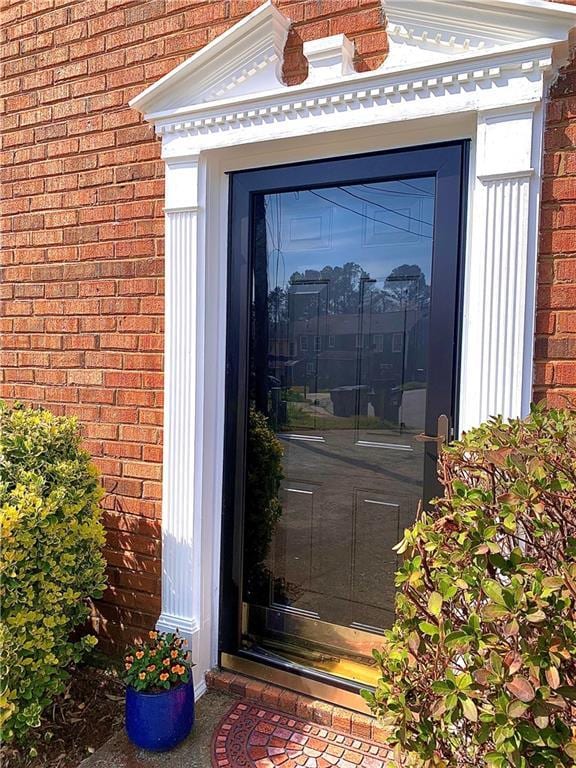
<box><xmin>212</xmin><ymin>700</ymin><xmax>392</xmax><ymax>768</ymax></box>
<box><xmin>1</xmin><ymin>665</ymin><xmax>125</xmax><ymax>768</ymax></box>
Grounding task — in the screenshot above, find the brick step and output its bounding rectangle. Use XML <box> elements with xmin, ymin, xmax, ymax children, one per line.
<box><xmin>205</xmin><ymin>668</ymin><xmax>387</xmax><ymax>745</ymax></box>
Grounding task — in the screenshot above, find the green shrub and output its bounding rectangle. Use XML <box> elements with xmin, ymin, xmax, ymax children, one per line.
<box><xmin>0</xmin><ymin>402</ymin><xmax>107</xmax><ymax>743</ymax></box>
<box><xmin>363</xmin><ymin>406</ymin><xmax>576</xmax><ymax>768</ymax></box>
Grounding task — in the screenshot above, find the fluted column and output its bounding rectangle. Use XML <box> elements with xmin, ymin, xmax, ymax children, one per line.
<box><xmin>157</xmin><ymin>158</ymin><xmax>205</xmax><ymax>692</ymax></box>
<box><xmin>459</xmin><ymin>107</ymin><xmax>541</xmax><ymax>432</ymax></box>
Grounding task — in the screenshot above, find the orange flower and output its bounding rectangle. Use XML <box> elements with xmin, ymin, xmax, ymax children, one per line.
<box><xmin>160</xmin><ymin>672</ymin><xmax>169</xmax><ymax>682</ymax></box>
<box><xmin>149</xmin><ymin>631</ymin><xmax>158</xmax><ymax>640</ymax></box>
<box><xmin>150</xmin><ymin>650</ymin><xmax>157</xmax><ymax>657</ymax></box>
<box><xmin>171</xmin><ymin>666</ymin><xmax>179</xmax><ymax>674</ymax></box>
<box><xmin>125</xmin><ymin>663</ymin><xmax>132</xmax><ymax>670</ymax></box>
<box><xmin>170</xmin><ymin>650</ymin><xmax>178</xmax><ymax>659</ymax></box>
<box><xmin>125</xmin><ymin>655</ymin><xmax>134</xmax><ymax>663</ymax></box>
<box><xmin>162</xmin><ymin>658</ymin><xmax>170</xmax><ymax>667</ymax></box>
<box><xmin>139</xmin><ymin>672</ymin><xmax>146</xmax><ymax>680</ymax></box>
<box><xmin>135</xmin><ymin>650</ymin><xmax>144</xmax><ymax>659</ymax></box>
<box><xmin>147</xmin><ymin>664</ymin><xmax>156</xmax><ymax>672</ymax></box>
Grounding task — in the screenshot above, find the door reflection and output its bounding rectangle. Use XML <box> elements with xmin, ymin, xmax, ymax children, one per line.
<box><xmin>243</xmin><ymin>177</ymin><xmax>436</xmax><ymax>683</ymax></box>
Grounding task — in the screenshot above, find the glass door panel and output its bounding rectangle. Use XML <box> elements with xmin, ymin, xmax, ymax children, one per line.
<box><xmin>245</xmin><ymin>179</ymin><xmax>433</xmax><ymax>683</ymax></box>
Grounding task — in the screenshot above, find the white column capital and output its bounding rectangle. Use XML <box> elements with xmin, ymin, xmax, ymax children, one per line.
<box><xmin>165</xmin><ymin>157</ymin><xmax>201</xmax><ymax>212</ymax></box>
<box><xmin>476</xmin><ymin>107</ymin><xmax>536</xmax><ymax>179</ymax></box>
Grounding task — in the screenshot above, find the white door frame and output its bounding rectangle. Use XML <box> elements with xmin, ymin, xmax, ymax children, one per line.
<box><xmin>129</xmin><ymin>0</ymin><xmax>576</xmax><ymax>695</ymax></box>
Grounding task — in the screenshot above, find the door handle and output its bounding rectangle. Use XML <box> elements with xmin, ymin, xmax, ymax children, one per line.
<box><xmin>415</xmin><ymin>414</ymin><xmax>450</xmax><ymax>446</ymax></box>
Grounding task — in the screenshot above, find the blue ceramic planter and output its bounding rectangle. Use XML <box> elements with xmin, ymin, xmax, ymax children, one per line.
<box><xmin>125</xmin><ymin>676</ymin><xmax>194</xmax><ymax>752</ymax></box>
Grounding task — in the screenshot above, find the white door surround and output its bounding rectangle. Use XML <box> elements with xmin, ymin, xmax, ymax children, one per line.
<box><xmin>130</xmin><ymin>0</ymin><xmax>576</xmax><ymax>695</ymax></box>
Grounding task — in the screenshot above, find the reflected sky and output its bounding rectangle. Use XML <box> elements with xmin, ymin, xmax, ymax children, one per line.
<box><xmin>264</xmin><ymin>177</ymin><xmax>436</xmax><ymax>289</ymax></box>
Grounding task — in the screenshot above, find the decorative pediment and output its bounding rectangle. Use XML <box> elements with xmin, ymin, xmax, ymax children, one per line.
<box><xmin>130</xmin><ymin>1</ymin><xmax>290</xmax><ymax>115</ymax></box>
<box><xmin>130</xmin><ymin>0</ymin><xmax>576</xmax><ymax>132</ymax></box>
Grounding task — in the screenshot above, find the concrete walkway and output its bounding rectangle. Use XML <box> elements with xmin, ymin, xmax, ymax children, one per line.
<box><xmin>79</xmin><ymin>690</ymin><xmax>235</xmax><ymax>768</ymax></box>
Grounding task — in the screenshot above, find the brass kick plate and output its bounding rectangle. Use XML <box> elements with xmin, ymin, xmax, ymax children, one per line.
<box><xmin>220</xmin><ymin>653</ymin><xmax>372</xmax><ymax>714</ymax></box>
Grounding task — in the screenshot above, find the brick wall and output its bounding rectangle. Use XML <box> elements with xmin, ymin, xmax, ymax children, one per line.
<box><xmin>535</xmin><ymin>21</ymin><xmax>576</xmax><ymax>408</ymax></box>
<box><xmin>1</xmin><ymin>0</ymin><xmax>574</xmax><ymax>651</ymax></box>
<box><xmin>0</xmin><ymin>0</ymin><xmax>388</xmax><ymax>652</ymax></box>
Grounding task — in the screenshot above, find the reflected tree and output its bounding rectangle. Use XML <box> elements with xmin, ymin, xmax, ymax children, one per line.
<box><xmin>383</xmin><ymin>264</ymin><xmax>430</xmax><ymax>309</ymax></box>
<box><xmin>269</xmin><ymin>262</ymin><xmax>430</xmax><ymax>320</ymax></box>
<box><xmin>243</xmin><ymin>408</ymin><xmax>284</xmax><ymax>604</ymax></box>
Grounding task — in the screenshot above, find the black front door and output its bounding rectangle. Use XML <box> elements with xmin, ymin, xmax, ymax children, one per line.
<box><xmin>221</xmin><ymin>142</ymin><xmax>468</xmax><ymax>688</ymax></box>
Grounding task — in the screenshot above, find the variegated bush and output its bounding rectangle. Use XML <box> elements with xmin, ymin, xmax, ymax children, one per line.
<box><xmin>363</xmin><ymin>406</ymin><xmax>576</xmax><ymax>768</ymax></box>
<box><xmin>0</xmin><ymin>402</ymin><xmax>107</xmax><ymax>743</ymax></box>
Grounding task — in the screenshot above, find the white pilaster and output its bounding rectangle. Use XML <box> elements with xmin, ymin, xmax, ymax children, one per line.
<box><xmin>157</xmin><ymin>158</ymin><xmax>207</xmax><ymax>697</ymax></box>
<box><xmin>459</xmin><ymin>108</ymin><xmax>540</xmax><ymax>431</ymax></box>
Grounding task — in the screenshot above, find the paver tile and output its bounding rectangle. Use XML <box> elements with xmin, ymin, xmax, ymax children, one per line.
<box><xmin>211</xmin><ymin>700</ymin><xmax>389</xmax><ymax>768</ymax></box>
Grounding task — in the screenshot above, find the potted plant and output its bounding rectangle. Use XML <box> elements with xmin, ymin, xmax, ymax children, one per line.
<box><xmin>122</xmin><ymin>630</ymin><xmax>194</xmax><ymax>751</ymax></box>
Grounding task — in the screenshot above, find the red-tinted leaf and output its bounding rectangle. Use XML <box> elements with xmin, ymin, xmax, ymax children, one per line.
<box><xmin>504</xmin><ymin>651</ymin><xmax>522</xmax><ymax>675</ymax></box>
<box><xmin>474</xmin><ymin>668</ymin><xmax>490</xmax><ymax>686</ymax></box>
<box><xmin>485</xmin><ymin>448</ymin><xmax>512</xmax><ymax>467</ymax></box>
<box><xmin>506</xmin><ymin>676</ymin><xmax>535</xmax><ymax>703</ymax></box>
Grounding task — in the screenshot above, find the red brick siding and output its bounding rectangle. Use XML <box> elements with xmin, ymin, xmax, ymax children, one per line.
<box><xmin>1</xmin><ymin>0</ymin><xmax>575</xmax><ymax>650</ymax></box>
<box><xmin>0</xmin><ymin>0</ymin><xmax>387</xmax><ymax>651</ymax></box>
<box><xmin>535</xmin><ymin>15</ymin><xmax>576</xmax><ymax>408</ymax></box>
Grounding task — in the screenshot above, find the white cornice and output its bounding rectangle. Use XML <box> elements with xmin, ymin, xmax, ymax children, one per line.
<box><xmin>146</xmin><ymin>44</ymin><xmax>552</xmax><ymax>138</ymax></box>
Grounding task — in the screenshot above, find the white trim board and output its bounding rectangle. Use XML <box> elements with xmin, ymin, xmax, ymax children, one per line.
<box><xmin>130</xmin><ymin>0</ymin><xmax>576</xmax><ymax>694</ymax></box>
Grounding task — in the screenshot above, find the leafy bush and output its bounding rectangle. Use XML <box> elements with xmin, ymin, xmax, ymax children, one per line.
<box><xmin>0</xmin><ymin>402</ymin><xmax>107</xmax><ymax>743</ymax></box>
<box><xmin>363</xmin><ymin>406</ymin><xmax>576</xmax><ymax>768</ymax></box>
